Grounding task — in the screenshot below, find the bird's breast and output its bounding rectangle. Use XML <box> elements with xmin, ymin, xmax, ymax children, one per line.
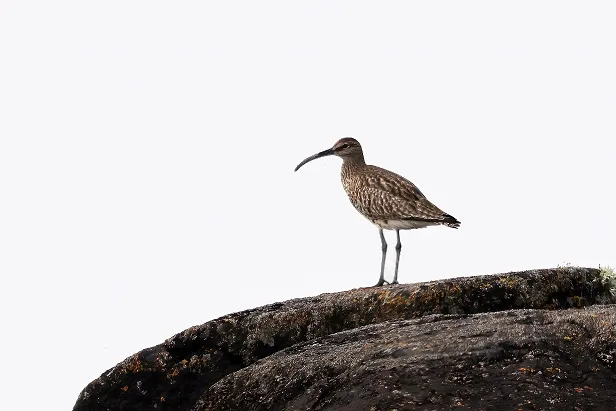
<box><xmin>340</xmin><ymin>172</ymin><xmax>355</xmax><ymax>195</ymax></box>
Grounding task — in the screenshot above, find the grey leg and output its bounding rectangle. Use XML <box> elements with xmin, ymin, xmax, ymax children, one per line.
<box><xmin>375</xmin><ymin>228</ymin><xmax>389</xmax><ymax>286</ymax></box>
<box><xmin>392</xmin><ymin>230</ymin><xmax>402</xmax><ymax>285</ymax></box>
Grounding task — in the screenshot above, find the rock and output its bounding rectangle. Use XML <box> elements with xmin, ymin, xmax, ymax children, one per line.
<box><xmin>198</xmin><ymin>306</ymin><xmax>616</xmax><ymax>411</ymax></box>
<box><xmin>73</xmin><ymin>267</ymin><xmax>616</xmax><ymax>411</ymax></box>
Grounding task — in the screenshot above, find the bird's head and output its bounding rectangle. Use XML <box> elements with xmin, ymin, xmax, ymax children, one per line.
<box><xmin>294</xmin><ymin>137</ymin><xmax>364</xmax><ymax>172</ymax></box>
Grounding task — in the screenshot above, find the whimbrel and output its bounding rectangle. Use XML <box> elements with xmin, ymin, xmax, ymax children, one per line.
<box><xmin>294</xmin><ymin>137</ymin><xmax>460</xmax><ymax>286</ymax></box>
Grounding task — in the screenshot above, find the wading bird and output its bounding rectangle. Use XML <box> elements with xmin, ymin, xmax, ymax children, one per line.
<box><xmin>294</xmin><ymin>137</ymin><xmax>460</xmax><ymax>286</ymax></box>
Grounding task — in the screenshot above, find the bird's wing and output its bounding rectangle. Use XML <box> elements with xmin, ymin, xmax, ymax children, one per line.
<box><xmin>346</xmin><ymin>165</ymin><xmax>448</xmax><ymax>221</ymax></box>
<box><xmin>363</xmin><ymin>165</ymin><xmax>429</xmax><ymax>200</ymax></box>
<box><xmin>347</xmin><ymin>186</ymin><xmax>447</xmax><ymax>222</ymax></box>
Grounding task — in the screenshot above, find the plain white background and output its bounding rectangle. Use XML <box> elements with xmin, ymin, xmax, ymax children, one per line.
<box><xmin>1</xmin><ymin>1</ymin><xmax>614</xmax><ymax>409</ymax></box>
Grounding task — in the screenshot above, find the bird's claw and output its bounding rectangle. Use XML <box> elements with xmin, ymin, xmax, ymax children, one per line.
<box><xmin>374</xmin><ymin>279</ymin><xmax>390</xmax><ymax>287</ymax></box>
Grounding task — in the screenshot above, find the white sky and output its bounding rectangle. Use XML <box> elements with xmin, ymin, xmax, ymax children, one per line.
<box><xmin>1</xmin><ymin>1</ymin><xmax>615</xmax><ymax>409</ymax></box>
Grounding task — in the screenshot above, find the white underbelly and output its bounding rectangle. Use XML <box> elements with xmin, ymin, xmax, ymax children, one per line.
<box><xmin>370</xmin><ymin>218</ymin><xmax>438</xmax><ymax>230</ymax></box>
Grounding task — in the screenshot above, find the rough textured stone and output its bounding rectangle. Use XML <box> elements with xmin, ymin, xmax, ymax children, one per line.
<box><xmin>198</xmin><ymin>307</ymin><xmax>616</xmax><ymax>411</ymax></box>
<box><xmin>73</xmin><ymin>267</ymin><xmax>616</xmax><ymax>411</ymax></box>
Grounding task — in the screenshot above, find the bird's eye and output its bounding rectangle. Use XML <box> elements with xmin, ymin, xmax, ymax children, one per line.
<box><xmin>339</xmin><ymin>144</ymin><xmax>349</xmax><ymax>150</ymax></box>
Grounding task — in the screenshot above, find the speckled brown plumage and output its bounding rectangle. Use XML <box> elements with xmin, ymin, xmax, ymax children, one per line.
<box><xmin>295</xmin><ymin>137</ymin><xmax>460</xmax><ymax>286</ymax></box>
<box><xmin>341</xmin><ymin>162</ymin><xmax>460</xmax><ymax>229</ymax></box>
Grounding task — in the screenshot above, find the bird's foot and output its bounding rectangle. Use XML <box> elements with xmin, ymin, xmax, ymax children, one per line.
<box><xmin>374</xmin><ymin>279</ymin><xmax>390</xmax><ymax>287</ymax></box>
<box><xmin>391</xmin><ymin>280</ymin><xmax>399</xmax><ymax>285</ymax></box>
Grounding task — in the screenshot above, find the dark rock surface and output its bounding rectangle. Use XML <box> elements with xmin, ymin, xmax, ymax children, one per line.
<box><xmin>199</xmin><ymin>306</ymin><xmax>616</xmax><ymax>411</ymax></box>
<box><xmin>73</xmin><ymin>267</ymin><xmax>616</xmax><ymax>411</ymax></box>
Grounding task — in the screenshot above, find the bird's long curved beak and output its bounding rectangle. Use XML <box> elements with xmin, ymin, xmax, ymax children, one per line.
<box><xmin>294</xmin><ymin>148</ymin><xmax>334</xmax><ymax>172</ymax></box>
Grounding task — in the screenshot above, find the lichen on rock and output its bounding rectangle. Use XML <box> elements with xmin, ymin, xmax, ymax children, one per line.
<box><xmin>73</xmin><ymin>267</ymin><xmax>616</xmax><ymax>411</ymax></box>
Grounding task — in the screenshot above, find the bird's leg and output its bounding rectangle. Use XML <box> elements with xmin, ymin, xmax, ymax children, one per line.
<box><xmin>392</xmin><ymin>229</ymin><xmax>402</xmax><ymax>285</ymax></box>
<box><xmin>375</xmin><ymin>228</ymin><xmax>389</xmax><ymax>286</ymax></box>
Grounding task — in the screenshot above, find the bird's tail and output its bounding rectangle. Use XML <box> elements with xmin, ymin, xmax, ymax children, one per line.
<box><xmin>442</xmin><ymin>213</ymin><xmax>461</xmax><ymax>229</ymax></box>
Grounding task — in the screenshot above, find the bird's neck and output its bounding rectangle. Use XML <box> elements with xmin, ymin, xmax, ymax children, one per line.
<box><xmin>341</xmin><ymin>154</ymin><xmax>366</xmax><ymax>177</ymax></box>
<box><xmin>342</xmin><ymin>153</ymin><xmax>365</xmax><ymax>167</ymax></box>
